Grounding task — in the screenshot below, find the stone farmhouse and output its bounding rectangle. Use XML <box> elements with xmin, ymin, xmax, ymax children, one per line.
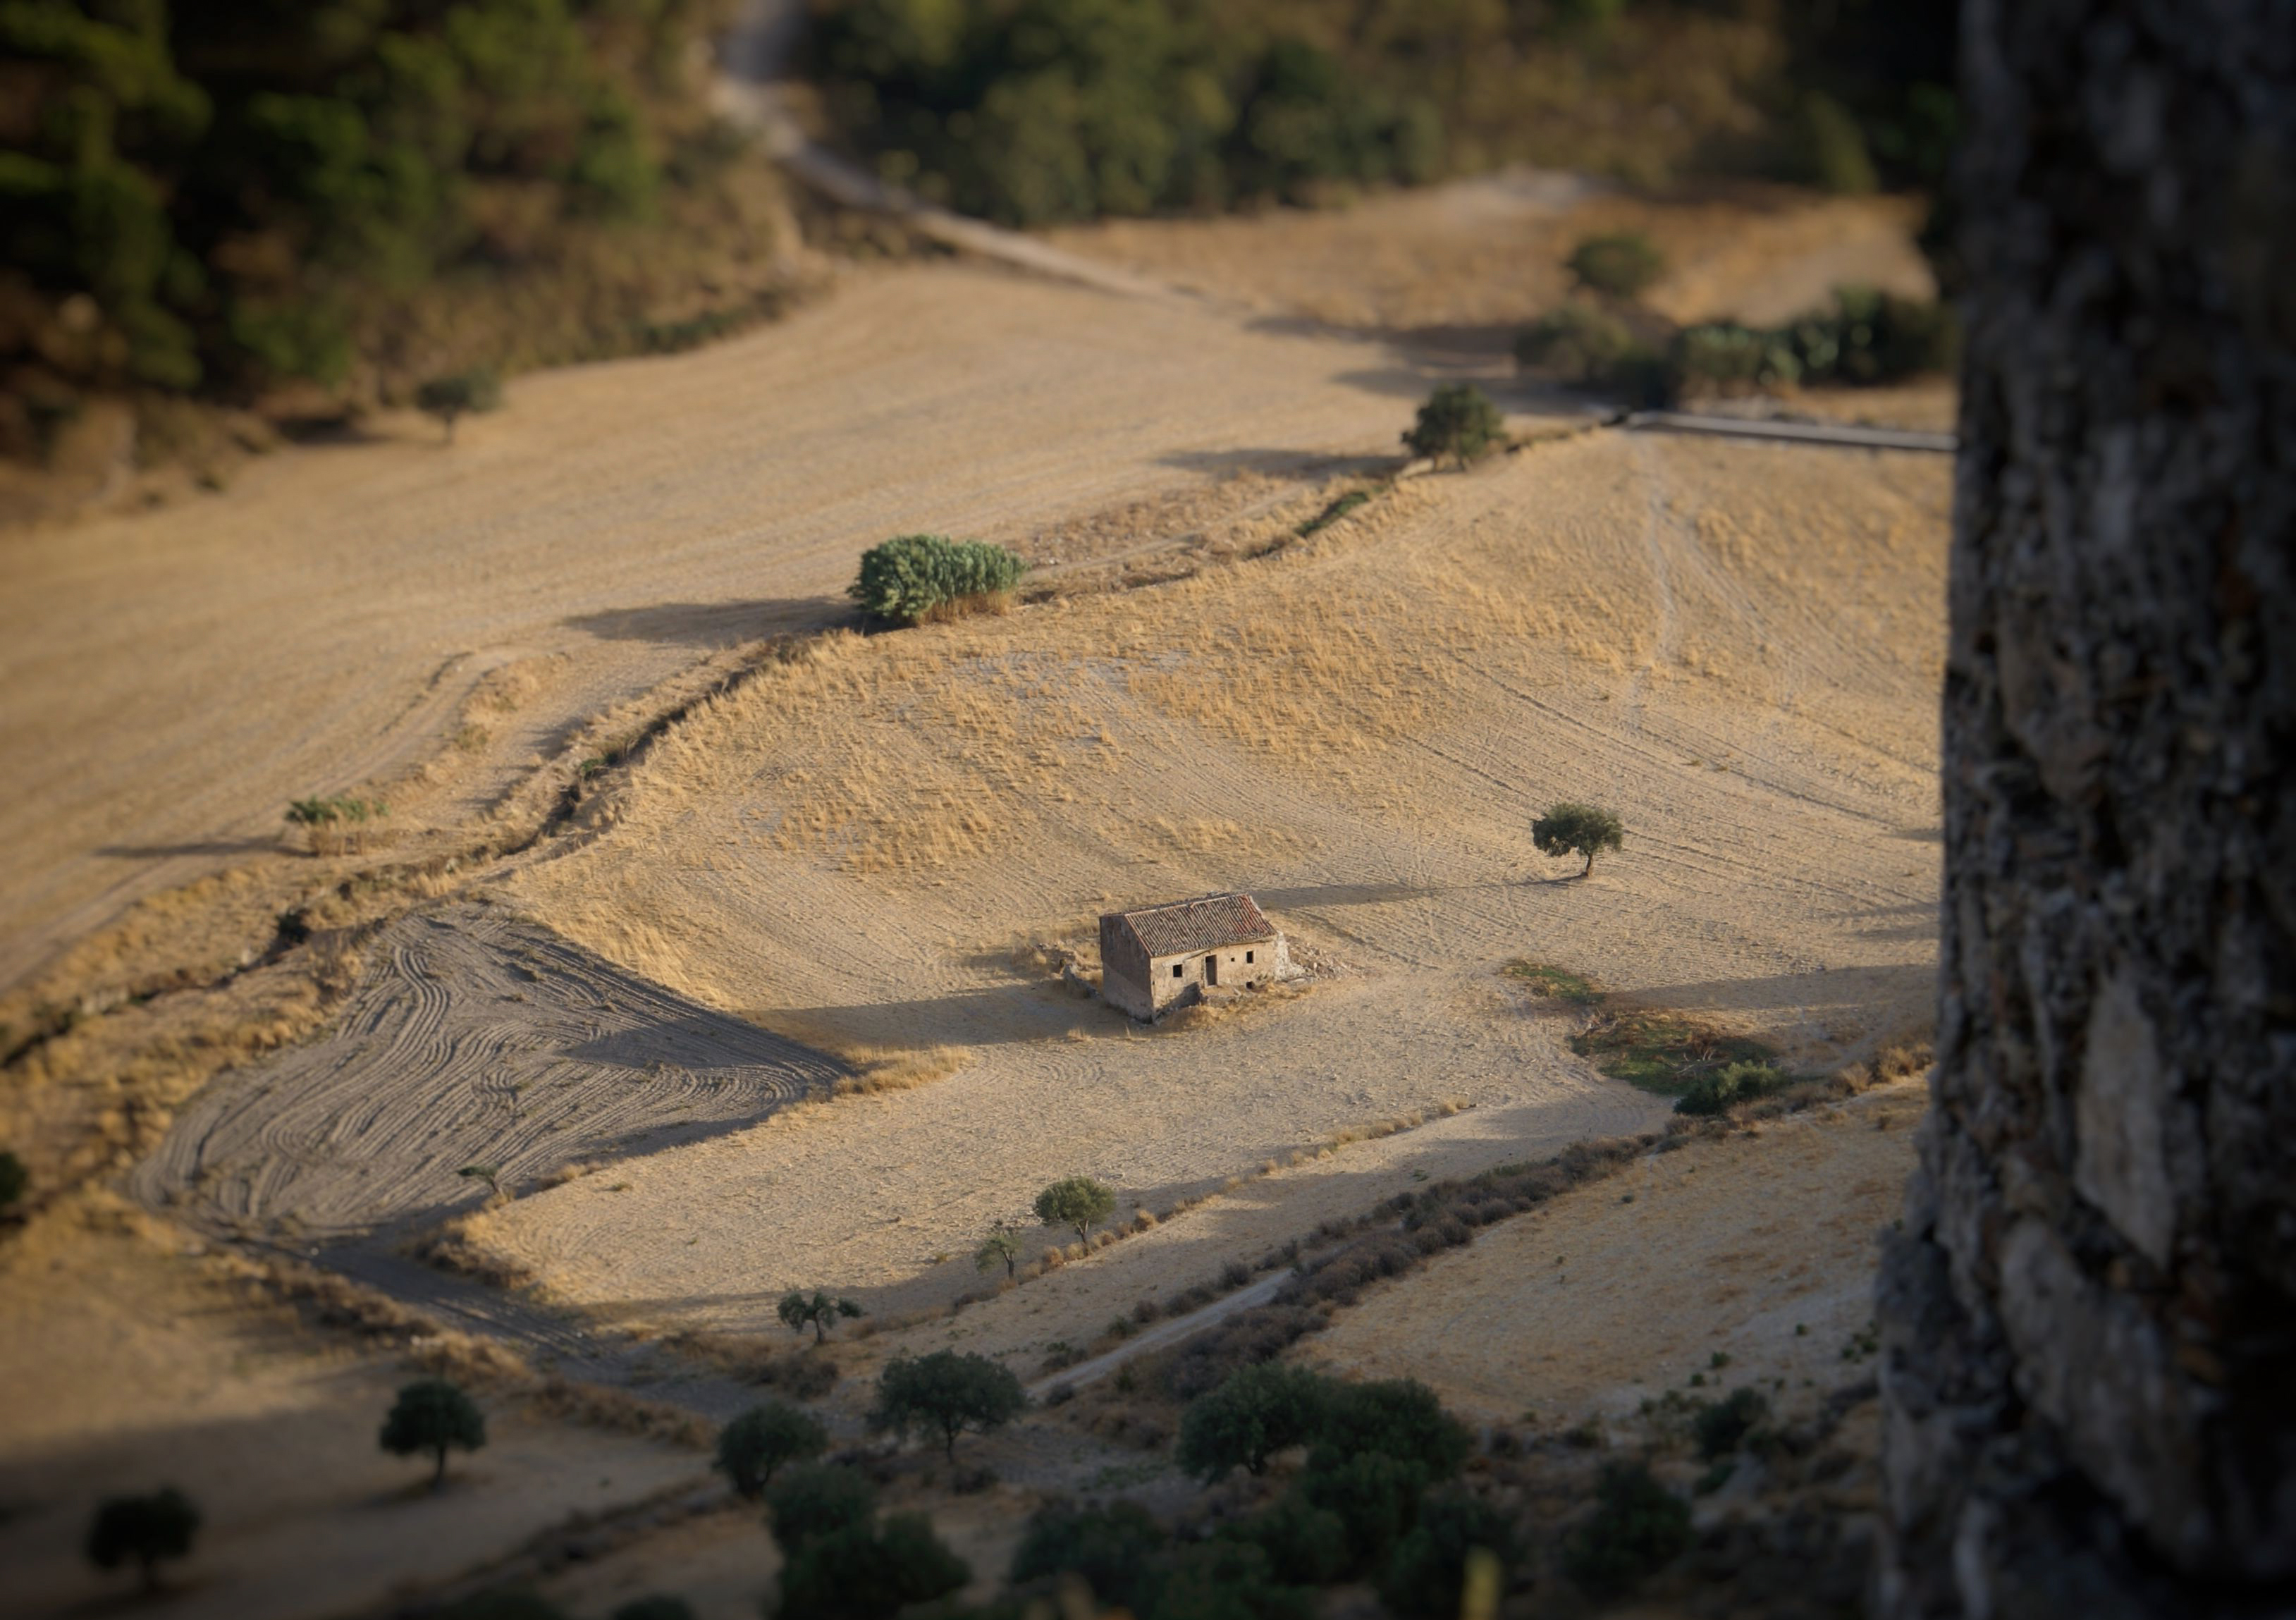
<box><xmin>1098</xmin><ymin>891</ymin><xmax>1289</xmax><ymax>1021</ymax></box>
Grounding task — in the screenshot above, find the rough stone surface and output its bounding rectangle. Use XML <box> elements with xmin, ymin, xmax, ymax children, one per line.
<box><xmin>1874</xmin><ymin>1</ymin><xmax>2296</xmax><ymax>1614</ymax></box>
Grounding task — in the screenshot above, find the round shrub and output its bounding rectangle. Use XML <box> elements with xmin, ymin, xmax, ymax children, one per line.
<box><xmin>716</xmin><ymin>1401</ymin><xmax>828</xmax><ymax>1498</ymax></box>
<box><xmin>1674</xmin><ymin>1061</ymin><xmax>1789</xmax><ymax>1117</ymax></box>
<box><xmin>1402</xmin><ymin>383</ymin><xmax>1504</xmax><ymax>468</ymax></box>
<box><xmin>870</xmin><ymin>1349</ymin><xmax>1027</xmax><ymax>1461</ymax></box>
<box><xmin>1566</xmin><ymin>232</ymin><xmax>1665</xmax><ymax>300</ymax></box>
<box><xmin>778</xmin><ymin>1511</ymin><xmax>969</xmax><ymax>1620</ymax></box>
<box><xmin>1011</xmin><ymin>1499</ymin><xmax>1168</xmax><ymax>1614</ymax></box>
<box><xmin>1381</xmin><ymin>1485</ymin><xmax>1517</xmax><ymax>1620</ymax></box>
<box><xmin>1221</xmin><ymin>1494</ymin><xmax>1348</xmax><ymax>1586</ymax></box>
<box><xmin>1177</xmin><ymin>1362</ymin><xmax>1333</xmax><ymax>1480</ymax></box>
<box><xmin>1299</xmin><ymin>1450</ymin><xmax>1431</xmax><ymax>1574</ymax></box>
<box><xmin>85</xmin><ymin>1487</ymin><xmax>199</xmax><ymax>1590</ymax></box>
<box><xmin>849</xmin><ymin>535</ymin><xmax>1028</xmax><ymax>625</ymax></box>
<box><xmin>1315</xmin><ymin>1377</ymin><xmax>1471</xmax><ymax>1477</ymax></box>
<box><xmin>766</xmin><ymin>1462</ymin><xmax>878</xmax><ymax>1553</ymax></box>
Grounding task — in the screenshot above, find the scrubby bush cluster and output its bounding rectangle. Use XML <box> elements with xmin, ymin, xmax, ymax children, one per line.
<box><xmin>715</xmin><ymin>1400</ymin><xmax>828</xmax><ymax>1497</ymax></box>
<box><xmin>766</xmin><ymin>1462</ymin><xmax>970</xmax><ymax>1620</ymax></box>
<box><xmin>1675</xmin><ymin>1061</ymin><xmax>1791</xmax><ymax>1117</ymax></box>
<box><xmin>1567</xmin><ymin>231</ymin><xmax>1666</xmax><ymax>299</ymax></box>
<box><xmin>1402</xmin><ymin>383</ymin><xmax>1505</xmax><ymax>469</ymax></box>
<box><xmin>1024</xmin><ymin>1370</ymin><xmax>1520</xmax><ymax>1619</ymax></box>
<box><xmin>804</xmin><ymin>1</ymin><xmax>1442</xmax><ymax>226</ymax></box>
<box><xmin>849</xmin><ymin>535</ymin><xmax>1029</xmax><ymax>625</ymax></box>
<box><xmin>0</xmin><ymin>1</ymin><xmax>738</xmax><ymax>417</ymax></box>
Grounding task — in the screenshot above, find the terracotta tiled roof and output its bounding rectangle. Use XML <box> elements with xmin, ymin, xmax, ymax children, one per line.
<box><xmin>1105</xmin><ymin>892</ymin><xmax>1277</xmax><ymax>957</ymax></box>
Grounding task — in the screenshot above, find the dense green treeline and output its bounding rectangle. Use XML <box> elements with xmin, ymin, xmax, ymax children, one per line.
<box><xmin>1</xmin><ymin>0</ymin><xmax>748</xmax><ymax>426</ymax></box>
<box><xmin>804</xmin><ymin>0</ymin><xmax>1958</xmax><ymax>228</ymax></box>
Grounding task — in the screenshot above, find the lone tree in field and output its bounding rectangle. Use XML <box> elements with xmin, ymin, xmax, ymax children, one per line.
<box><xmin>871</xmin><ymin>1350</ymin><xmax>1026</xmax><ymax>1461</ymax></box>
<box><xmin>1872</xmin><ymin>4</ymin><xmax>2296</xmax><ymax>1613</ymax></box>
<box><xmin>415</xmin><ymin>367</ymin><xmax>501</xmax><ymax>443</ymax></box>
<box><xmin>1177</xmin><ymin>1361</ymin><xmax>1334</xmax><ymax>1480</ymax></box>
<box><xmin>1532</xmin><ymin>802</ymin><xmax>1624</xmax><ymax>876</ymax></box>
<box><xmin>86</xmin><ymin>1487</ymin><xmax>200</xmax><ymax>1592</ymax></box>
<box><xmin>778</xmin><ymin>1289</ymin><xmax>863</xmax><ymax>1344</ymax></box>
<box><xmin>1033</xmin><ymin>1177</ymin><xmax>1115</xmax><ymax>1246</ymax></box>
<box><xmin>715</xmin><ymin>1401</ymin><xmax>828</xmax><ymax>1498</ymax></box>
<box><xmin>1402</xmin><ymin>383</ymin><xmax>1505</xmax><ymax>469</ymax></box>
<box><xmin>380</xmin><ymin>1377</ymin><xmax>487</xmax><ymax>1489</ymax></box>
<box><xmin>974</xmin><ymin>1220</ymin><xmax>1023</xmax><ymax>1280</ymax></box>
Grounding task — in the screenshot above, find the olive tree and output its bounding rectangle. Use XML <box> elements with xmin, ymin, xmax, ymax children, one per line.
<box><xmin>715</xmin><ymin>1401</ymin><xmax>828</xmax><ymax>1498</ymax></box>
<box><xmin>415</xmin><ymin>367</ymin><xmax>501</xmax><ymax>443</ymax></box>
<box><xmin>870</xmin><ymin>1350</ymin><xmax>1026</xmax><ymax>1461</ymax></box>
<box><xmin>379</xmin><ymin>1377</ymin><xmax>486</xmax><ymax>1489</ymax></box>
<box><xmin>1033</xmin><ymin>1177</ymin><xmax>1115</xmax><ymax>1246</ymax></box>
<box><xmin>1177</xmin><ymin>1361</ymin><xmax>1333</xmax><ymax>1479</ymax></box>
<box><xmin>777</xmin><ymin>1289</ymin><xmax>863</xmax><ymax>1344</ymax></box>
<box><xmin>1532</xmin><ymin>802</ymin><xmax>1624</xmax><ymax>876</ymax></box>
<box><xmin>1402</xmin><ymin>383</ymin><xmax>1504</xmax><ymax>469</ymax></box>
<box><xmin>974</xmin><ymin>1219</ymin><xmax>1022</xmax><ymax>1280</ymax></box>
<box><xmin>85</xmin><ymin>1487</ymin><xmax>200</xmax><ymax>1591</ymax></box>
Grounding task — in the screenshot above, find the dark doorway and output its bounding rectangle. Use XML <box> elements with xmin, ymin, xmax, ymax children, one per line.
<box><xmin>1203</xmin><ymin>954</ymin><xmax>1219</xmax><ymax>986</ymax></box>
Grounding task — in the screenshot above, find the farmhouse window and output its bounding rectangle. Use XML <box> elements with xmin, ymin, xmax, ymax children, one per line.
<box><xmin>1172</xmin><ymin>963</ymin><xmax>1184</xmax><ymax>978</ymax></box>
<box><xmin>1245</xmin><ymin>950</ymin><xmax>1254</xmax><ymax>963</ymax></box>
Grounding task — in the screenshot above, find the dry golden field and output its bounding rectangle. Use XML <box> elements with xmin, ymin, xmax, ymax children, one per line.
<box><xmin>0</xmin><ymin>168</ymin><xmax>1952</xmax><ymax>1617</ymax></box>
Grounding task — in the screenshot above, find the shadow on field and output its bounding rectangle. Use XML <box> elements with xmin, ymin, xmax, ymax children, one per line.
<box><xmin>97</xmin><ymin>836</ymin><xmax>283</xmax><ymax>860</ymax></box>
<box><xmin>564</xmin><ymin>595</ymin><xmax>852</xmax><ymax>649</ymax></box>
<box><xmin>1621</xmin><ymin>962</ymin><xmax>1935</xmax><ymax>1036</ymax></box>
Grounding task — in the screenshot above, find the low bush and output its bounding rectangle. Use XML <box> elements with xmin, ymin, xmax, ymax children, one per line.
<box><xmin>1012</xmin><ymin>1499</ymin><xmax>1169</xmax><ymax>1614</ymax></box>
<box><xmin>1513</xmin><ymin>303</ymin><xmax>1664</xmax><ymax>400</ymax></box>
<box><xmin>1567</xmin><ymin>231</ymin><xmax>1666</xmax><ymax>299</ymax></box>
<box><xmin>715</xmin><ymin>1401</ymin><xmax>828</xmax><ymax>1498</ymax></box>
<box><xmin>850</xmin><ymin>535</ymin><xmax>1028</xmax><ymax>625</ymax></box>
<box><xmin>285</xmin><ymin>794</ymin><xmax>389</xmax><ymax>854</ymax></box>
<box><xmin>1675</xmin><ymin>1061</ymin><xmax>1791</xmax><ymax>1117</ymax></box>
<box><xmin>1402</xmin><ymin>383</ymin><xmax>1505</xmax><ymax>468</ymax></box>
<box><xmin>1220</xmin><ymin>1494</ymin><xmax>1348</xmax><ymax>1586</ymax></box>
<box><xmin>765</xmin><ymin>1463</ymin><xmax>878</xmax><ymax>1553</ymax></box>
<box><xmin>1563</xmin><ymin>1463</ymin><xmax>1692</xmax><ymax>1598</ymax></box>
<box><xmin>85</xmin><ymin>1487</ymin><xmax>200</xmax><ymax>1591</ymax></box>
<box><xmin>1670</xmin><ymin>286</ymin><xmax>1957</xmax><ymax>398</ymax></box>
<box><xmin>1177</xmin><ymin>1361</ymin><xmax>1333</xmax><ymax>1480</ymax></box>
<box><xmin>778</xmin><ymin>1511</ymin><xmax>969</xmax><ymax>1620</ymax></box>
<box><xmin>1381</xmin><ymin>1485</ymin><xmax>1517</xmax><ymax>1620</ymax></box>
<box><xmin>1693</xmin><ymin>1387</ymin><xmax>1772</xmax><ymax>1460</ymax></box>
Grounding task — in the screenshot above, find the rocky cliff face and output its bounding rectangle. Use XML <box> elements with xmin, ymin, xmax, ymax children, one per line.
<box><xmin>1874</xmin><ymin>2</ymin><xmax>2296</xmax><ymax>1614</ymax></box>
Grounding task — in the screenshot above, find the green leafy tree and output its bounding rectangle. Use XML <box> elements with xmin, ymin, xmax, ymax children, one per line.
<box><xmin>1033</xmin><ymin>1176</ymin><xmax>1116</xmax><ymax>1245</ymax></box>
<box><xmin>777</xmin><ymin>1511</ymin><xmax>970</xmax><ymax>1620</ymax></box>
<box><xmin>1011</xmin><ymin>1499</ymin><xmax>1169</xmax><ymax>1613</ymax></box>
<box><xmin>379</xmin><ymin>1377</ymin><xmax>487</xmax><ymax>1488</ymax></box>
<box><xmin>765</xmin><ymin>1462</ymin><xmax>878</xmax><ymax>1552</ymax></box>
<box><xmin>974</xmin><ymin>1219</ymin><xmax>1023</xmax><ymax>1280</ymax></box>
<box><xmin>1177</xmin><ymin>1362</ymin><xmax>1333</xmax><ymax>1479</ymax></box>
<box><xmin>1298</xmin><ymin>1451</ymin><xmax>1431</xmax><ymax>1576</ymax></box>
<box><xmin>1566</xmin><ymin>231</ymin><xmax>1666</xmax><ymax>299</ymax></box>
<box><xmin>1381</xmin><ymin>1485</ymin><xmax>1517</xmax><ymax>1620</ymax></box>
<box><xmin>1220</xmin><ymin>1494</ymin><xmax>1348</xmax><ymax>1586</ymax></box>
<box><xmin>415</xmin><ymin>368</ymin><xmax>503</xmax><ymax>443</ymax></box>
<box><xmin>0</xmin><ymin>1148</ymin><xmax>27</xmax><ymax>1210</ymax></box>
<box><xmin>1532</xmin><ymin>802</ymin><xmax>1625</xmax><ymax>876</ymax></box>
<box><xmin>849</xmin><ymin>535</ymin><xmax>1029</xmax><ymax>625</ymax></box>
<box><xmin>778</xmin><ymin>1289</ymin><xmax>864</xmax><ymax>1344</ymax></box>
<box><xmin>871</xmin><ymin>1350</ymin><xmax>1027</xmax><ymax>1461</ymax></box>
<box><xmin>716</xmin><ymin>1401</ymin><xmax>828</xmax><ymax>1498</ymax></box>
<box><xmin>1562</xmin><ymin>1463</ymin><xmax>1691</xmax><ymax>1598</ymax></box>
<box><xmin>85</xmin><ymin>1487</ymin><xmax>200</xmax><ymax>1592</ymax></box>
<box><xmin>1315</xmin><ymin>1378</ymin><xmax>1471</xmax><ymax>1477</ymax></box>
<box><xmin>1402</xmin><ymin>383</ymin><xmax>1504</xmax><ymax>469</ymax></box>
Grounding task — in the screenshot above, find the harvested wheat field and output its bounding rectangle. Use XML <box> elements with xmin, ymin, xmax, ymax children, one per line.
<box><xmin>1301</xmin><ymin>1084</ymin><xmax>1925</xmax><ymax>1429</ymax></box>
<box><xmin>431</xmin><ymin>420</ymin><xmax>1947</xmax><ymax>1344</ymax></box>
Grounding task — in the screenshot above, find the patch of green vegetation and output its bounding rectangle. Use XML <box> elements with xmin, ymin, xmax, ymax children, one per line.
<box><xmin>1502</xmin><ymin>961</ymin><xmax>1600</xmax><ymax>1006</ymax></box>
<box><xmin>1570</xmin><ymin>1010</ymin><xmax>1774</xmax><ymax>1098</ymax></box>
<box><xmin>1295</xmin><ymin>489</ymin><xmax>1372</xmax><ymax>538</ymax></box>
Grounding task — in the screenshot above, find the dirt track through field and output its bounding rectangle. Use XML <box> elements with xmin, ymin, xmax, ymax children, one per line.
<box><xmin>130</xmin><ymin>903</ymin><xmax>845</xmax><ymax>1241</ymax></box>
